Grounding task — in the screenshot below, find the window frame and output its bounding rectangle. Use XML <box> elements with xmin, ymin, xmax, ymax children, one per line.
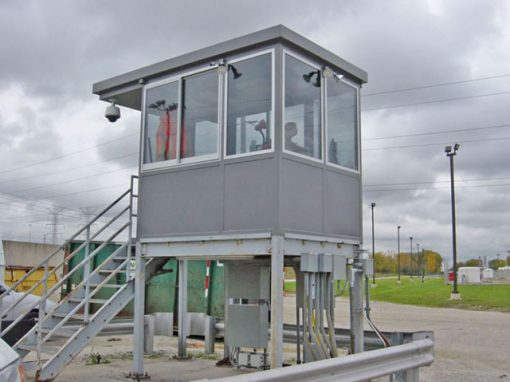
<box><xmin>223</xmin><ymin>48</ymin><xmax>276</xmax><ymax>160</ymax></box>
<box><xmin>324</xmin><ymin>75</ymin><xmax>361</xmax><ymax>174</ymax></box>
<box><xmin>282</xmin><ymin>49</ymin><xmax>325</xmax><ymax>164</ymax></box>
<box><xmin>141</xmin><ymin>64</ymin><xmax>223</xmax><ymax>172</ymax></box>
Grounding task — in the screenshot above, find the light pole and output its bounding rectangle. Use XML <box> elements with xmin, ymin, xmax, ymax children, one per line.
<box><xmin>371</xmin><ymin>202</ymin><xmax>376</xmax><ymax>285</ymax></box>
<box><xmin>446</xmin><ymin>144</ymin><xmax>461</xmax><ymax>299</ymax></box>
<box><xmin>416</xmin><ymin>243</ymin><xmax>420</xmax><ymax>276</ymax></box>
<box><xmin>409</xmin><ymin>237</ymin><xmax>413</xmax><ymax>279</ymax></box>
<box><xmin>397</xmin><ymin>226</ymin><xmax>401</xmax><ymax>283</ymax></box>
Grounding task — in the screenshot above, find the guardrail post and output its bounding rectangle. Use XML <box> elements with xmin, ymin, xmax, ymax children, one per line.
<box><xmin>83</xmin><ymin>226</ymin><xmax>91</xmax><ymax>322</ymax></box>
<box><xmin>403</xmin><ymin>367</ymin><xmax>419</xmax><ymax>382</ymax></box>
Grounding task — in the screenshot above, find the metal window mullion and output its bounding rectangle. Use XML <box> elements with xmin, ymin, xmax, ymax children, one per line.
<box><xmin>176</xmin><ymin>79</ymin><xmax>183</xmax><ymax>163</ymax></box>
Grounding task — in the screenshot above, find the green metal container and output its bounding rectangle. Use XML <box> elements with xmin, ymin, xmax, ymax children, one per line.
<box><xmin>64</xmin><ymin>241</ymin><xmax>225</xmax><ymax>318</ymax></box>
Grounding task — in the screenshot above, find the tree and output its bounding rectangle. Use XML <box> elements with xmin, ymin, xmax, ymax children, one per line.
<box><xmin>489</xmin><ymin>259</ymin><xmax>506</xmax><ymax>270</ymax></box>
<box><xmin>507</xmin><ymin>254</ymin><xmax>510</xmax><ymax>266</ymax></box>
<box><xmin>465</xmin><ymin>258</ymin><xmax>482</xmax><ymax>267</ymax></box>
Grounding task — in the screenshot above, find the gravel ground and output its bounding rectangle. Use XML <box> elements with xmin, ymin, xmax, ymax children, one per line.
<box><xmin>28</xmin><ymin>296</ymin><xmax>510</xmax><ymax>381</ymax></box>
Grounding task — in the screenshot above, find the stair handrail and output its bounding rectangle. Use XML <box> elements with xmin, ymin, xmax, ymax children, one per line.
<box><xmin>0</xmin><ymin>187</ymin><xmax>132</xmax><ymax>300</ymax></box>
<box><xmin>40</xmin><ymin>249</ymin><xmax>130</xmax><ymax>344</ymax></box>
<box><xmin>1</xmin><ymin>221</ymin><xmax>131</xmax><ymax>338</ymax></box>
<box><xmin>0</xmin><ymin>204</ymin><xmax>131</xmax><ymax>324</ymax></box>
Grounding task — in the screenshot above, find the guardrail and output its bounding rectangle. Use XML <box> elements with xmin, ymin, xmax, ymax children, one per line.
<box><xmin>199</xmin><ymin>338</ymin><xmax>434</xmax><ymax>382</ymax></box>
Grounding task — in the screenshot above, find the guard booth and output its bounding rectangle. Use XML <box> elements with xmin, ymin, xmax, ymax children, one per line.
<box><xmin>93</xmin><ymin>25</ymin><xmax>367</xmax><ymax>374</ymax></box>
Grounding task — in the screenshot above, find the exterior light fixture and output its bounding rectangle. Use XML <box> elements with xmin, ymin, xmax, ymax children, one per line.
<box><xmin>323</xmin><ymin>66</ymin><xmax>344</xmax><ymax>82</ymax></box>
<box><xmin>303</xmin><ymin>70</ymin><xmax>321</xmax><ymax>87</ymax></box>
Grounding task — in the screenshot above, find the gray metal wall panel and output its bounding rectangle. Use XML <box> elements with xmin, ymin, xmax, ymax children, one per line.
<box><xmin>139</xmin><ymin>166</ymin><xmax>223</xmax><ymax>237</ymax></box>
<box><xmin>324</xmin><ymin>169</ymin><xmax>361</xmax><ymax>238</ymax></box>
<box><xmin>279</xmin><ymin>158</ymin><xmax>323</xmax><ymax>234</ymax></box>
<box><xmin>224</xmin><ymin>158</ymin><xmax>276</xmax><ymax>231</ymax></box>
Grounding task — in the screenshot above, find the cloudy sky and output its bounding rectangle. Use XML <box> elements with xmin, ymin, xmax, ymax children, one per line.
<box><xmin>0</xmin><ymin>0</ymin><xmax>509</xmax><ymax>263</ymax></box>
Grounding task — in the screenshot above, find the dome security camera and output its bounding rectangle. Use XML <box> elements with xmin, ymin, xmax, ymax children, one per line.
<box><xmin>105</xmin><ymin>99</ymin><xmax>120</xmax><ymax>123</ymax></box>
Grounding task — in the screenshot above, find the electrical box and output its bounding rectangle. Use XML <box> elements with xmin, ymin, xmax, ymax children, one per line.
<box><xmin>226</xmin><ymin>263</ymin><xmax>269</xmax><ymax>349</ymax></box>
<box><xmin>238</xmin><ymin>351</ymin><xmax>268</xmax><ymax>369</ymax></box>
<box><xmin>363</xmin><ymin>258</ymin><xmax>374</xmax><ymax>276</ymax></box>
<box><xmin>301</xmin><ymin>253</ymin><xmax>347</xmax><ymax>280</ymax></box>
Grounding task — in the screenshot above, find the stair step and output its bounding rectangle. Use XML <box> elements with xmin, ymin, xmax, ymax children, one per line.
<box><xmin>90</xmin><ymin>283</ymin><xmax>124</xmax><ymax>289</ymax></box>
<box><xmin>69</xmin><ymin>297</ymin><xmax>109</xmax><ymax>304</ymax></box>
<box><xmin>52</xmin><ymin>312</ymin><xmax>86</xmax><ymax>320</ymax></box>
<box><xmin>39</xmin><ymin>327</ymin><xmax>76</xmax><ymax>338</ymax></box>
<box><xmin>17</xmin><ymin>343</ymin><xmax>61</xmax><ymax>355</ymax></box>
<box><xmin>23</xmin><ymin>360</ymin><xmax>45</xmax><ymax>372</ymax></box>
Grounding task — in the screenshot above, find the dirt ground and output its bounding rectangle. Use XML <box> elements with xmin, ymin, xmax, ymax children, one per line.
<box><xmin>29</xmin><ymin>296</ymin><xmax>510</xmax><ymax>381</ymax></box>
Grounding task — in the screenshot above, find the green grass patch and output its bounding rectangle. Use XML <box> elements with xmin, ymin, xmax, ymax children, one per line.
<box><xmin>284</xmin><ymin>280</ymin><xmax>348</xmax><ymax>296</ymax></box>
<box><xmin>285</xmin><ymin>277</ymin><xmax>510</xmax><ymax>312</ymax></box>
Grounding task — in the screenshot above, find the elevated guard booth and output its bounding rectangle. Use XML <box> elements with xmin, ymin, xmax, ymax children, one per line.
<box><xmin>94</xmin><ymin>25</ymin><xmax>368</xmax><ymax>376</ymax></box>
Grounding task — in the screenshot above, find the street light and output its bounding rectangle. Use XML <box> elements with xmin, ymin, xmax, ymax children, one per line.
<box><xmin>371</xmin><ymin>202</ymin><xmax>376</xmax><ymax>285</ymax></box>
<box><xmin>409</xmin><ymin>236</ymin><xmax>413</xmax><ymax>279</ymax></box>
<box><xmin>445</xmin><ymin>143</ymin><xmax>461</xmax><ymax>300</ymax></box>
<box><xmin>397</xmin><ymin>226</ymin><xmax>401</xmax><ymax>283</ymax></box>
<box><xmin>416</xmin><ymin>243</ymin><xmax>420</xmax><ymax>276</ymax></box>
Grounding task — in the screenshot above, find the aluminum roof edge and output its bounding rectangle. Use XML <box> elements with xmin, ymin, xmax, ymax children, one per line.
<box><xmin>92</xmin><ymin>24</ymin><xmax>367</xmax><ymax>97</ymax></box>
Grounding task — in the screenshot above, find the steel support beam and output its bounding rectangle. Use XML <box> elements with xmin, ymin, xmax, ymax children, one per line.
<box><xmin>349</xmin><ymin>256</ymin><xmax>364</xmax><ymax>354</ymax></box>
<box><xmin>270</xmin><ymin>235</ymin><xmax>284</xmax><ymax>369</ymax></box>
<box><xmin>132</xmin><ymin>241</ymin><xmax>146</xmax><ymax>376</ymax></box>
<box><xmin>178</xmin><ymin>259</ymin><xmax>188</xmax><ymax>358</ymax></box>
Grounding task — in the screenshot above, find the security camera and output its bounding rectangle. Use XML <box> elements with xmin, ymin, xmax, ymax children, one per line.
<box><xmin>105</xmin><ymin>99</ymin><xmax>120</xmax><ymax>123</ymax></box>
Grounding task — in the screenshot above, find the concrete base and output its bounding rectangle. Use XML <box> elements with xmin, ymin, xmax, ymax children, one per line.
<box><xmin>397</xmin><ymin>280</ymin><xmax>401</xmax><ymax>284</ymax></box>
<box><xmin>450</xmin><ymin>292</ymin><xmax>462</xmax><ymax>300</ymax></box>
<box><xmin>370</xmin><ymin>283</ymin><xmax>377</xmax><ymax>288</ymax></box>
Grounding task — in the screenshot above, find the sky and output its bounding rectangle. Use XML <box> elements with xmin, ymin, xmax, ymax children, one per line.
<box><xmin>0</xmin><ymin>0</ymin><xmax>509</xmax><ymax>263</ymax></box>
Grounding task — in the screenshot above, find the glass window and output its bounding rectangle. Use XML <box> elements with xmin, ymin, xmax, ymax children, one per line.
<box><xmin>326</xmin><ymin>79</ymin><xmax>358</xmax><ymax>170</ymax></box>
<box><xmin>181</xmin><ymin>70</ymin><xmax>219</xmax><ymax>160</ymax></box>
<box><xmin>226</xmin><ymin>53</ymin><xmax>273</xmax><ymax>156</ymax></box>
<box><xmin>144</xmin><ymin>81</ymin><xmax>179</xmax><ymax>164</ymax></box>
<box><xmin>284</xmin><ymin>54</ymin><xmax>322</xmax><ymax>160</ymax></box>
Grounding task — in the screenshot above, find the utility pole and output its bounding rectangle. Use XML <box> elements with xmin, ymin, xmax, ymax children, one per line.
<box><xmin>397</xmin><ymin>225</ymin><xmax>401</xmax><ymax>284</ymax></box>
<box><xmin>445</xmin><ymin>144</ymin><xmax>461</xmax><ymax>300</ymax></box>
<box><xmin>409</xmin><ymin>237</ymin><xmax>413</xmax><ymax>280</ymax></box>
<box><xmin>371</xmin><ymin>202</ymin><xmax>376</xmax><ymax>285</ymax></box>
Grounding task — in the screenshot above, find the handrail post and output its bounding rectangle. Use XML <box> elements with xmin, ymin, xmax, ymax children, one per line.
<box><xmin>126</xmin><ymin>176</ymin><xmax>135</xmax><ymax>280</ymax></box>
<box><xmin>83</xmin><ymin>226</ymin><xmax>91</xmax><ymax>323</ymax></box>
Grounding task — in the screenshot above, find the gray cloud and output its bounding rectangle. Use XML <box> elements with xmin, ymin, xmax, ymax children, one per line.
<box><xmin>0</xmin><ymin>0</ymin><xmax>509</xmax><ymax>261</ymax></box>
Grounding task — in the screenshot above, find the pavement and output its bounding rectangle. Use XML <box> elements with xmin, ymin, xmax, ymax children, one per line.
<box><xmin>28</xmin><ymin>295</ymin><xmax>510</xmax><ymax>381</ymax></box>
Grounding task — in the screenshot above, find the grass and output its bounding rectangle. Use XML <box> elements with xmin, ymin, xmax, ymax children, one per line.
<box><xmin>284</xmin><ymin>277</ymin><xmax>510</xmax><ymax>312</ymax></box>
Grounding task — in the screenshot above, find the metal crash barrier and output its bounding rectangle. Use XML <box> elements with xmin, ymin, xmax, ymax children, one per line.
<box><xmin>199</xmin><ymin>338</ymin><xmax>434</xmax><ymax>382</ymax></box>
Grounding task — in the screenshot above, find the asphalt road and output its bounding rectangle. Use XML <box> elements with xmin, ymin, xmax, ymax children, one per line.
<box><xmin>284</xmin><ymin>295</ymin><xmax>510</xmax><ymax>381</ymax></box>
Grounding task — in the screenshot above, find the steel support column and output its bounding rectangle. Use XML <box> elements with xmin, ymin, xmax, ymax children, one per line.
<box><xmin>270</xmin><ymin>235</ymin><xmax>284</xmax><ymax>368</ymax></box>
<box><xmin>350</xmin><ymin>255</ymin><xmax>364</xmax><ymax>354</ymax></box>
<box><xmin>132</xmin><ymin>241</ymin><xmax>146</xmax><ymax>376</ymax></box>
<box><xmin>178</xmin><ymin>259</ymin><xmax>188</xmax><ymax>358</ymax></box>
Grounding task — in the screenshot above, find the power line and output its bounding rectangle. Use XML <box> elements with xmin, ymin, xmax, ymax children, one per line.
<box><xmin>0</xmin><ymin>133</ymin><xmax>138</xmax><ymax>175</ymax></box>
<box><xmin>5</xmin><ymin>165</ymin><xmax>137</xmax><ymax>195</ymax></box>
<box><xmin>364</xmin><ymin>175</ymin><xmax>510</xmax><ymax>188</ymax></box>
<box><xmin>362</xmin><ymin>73</ymin><xmax>510</xmax><ymax>97</ymax></box>
<box><xmin>363</xmin><ymin>182</ymin><xmax>510</xmax><ymax>192</ymax></box>
<box><xmin>362</xmin><ymin>90</ymin><xmax>510</xmax><ymax>112</ymax></box>
<box><xmin>363</xmin><ymin>123</ymin><xmax>510</xmax><ymax>141</ymax></box>
<box><xmin>363</xmin><ymin>135</ymin><xmax>510</xmax><ymax>151</ymax></box>
<box><xmin>0</xmin><ymin>152</ymin><xmax>138</xmax><ymax>185</ymax></box>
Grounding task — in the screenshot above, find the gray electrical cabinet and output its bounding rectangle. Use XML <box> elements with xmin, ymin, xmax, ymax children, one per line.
<box><xmin>93</xmin><ymin>25</ymin><xmax>367</xmax><ymax>245</ymax></box>
<box><xmin>225</xmin><ymin>263</ymin><xmax>270</xmax><ymax>348</ymax></box>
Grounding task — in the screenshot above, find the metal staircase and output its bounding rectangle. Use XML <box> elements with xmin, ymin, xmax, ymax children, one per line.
<box><xmin>0</xmin><ymin>176</ymin><xmax>165</xmax><ymax>381</ymax></box>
